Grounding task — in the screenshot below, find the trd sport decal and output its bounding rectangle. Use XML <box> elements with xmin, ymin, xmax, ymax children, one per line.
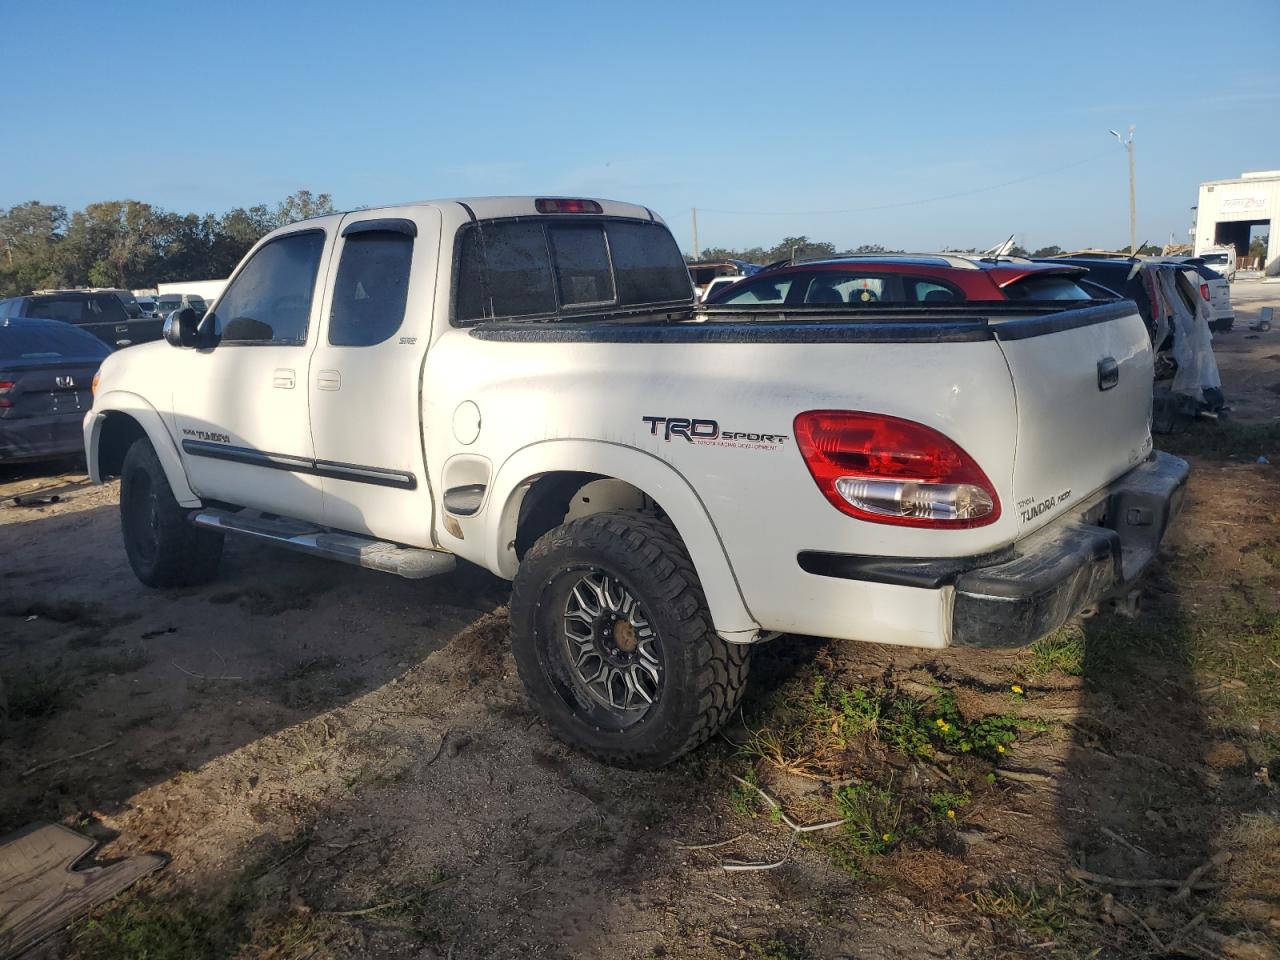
<box><xmin>642</xmin><ymin>416</ymin><xmax>788</xmax><ymax>450</ymax></box>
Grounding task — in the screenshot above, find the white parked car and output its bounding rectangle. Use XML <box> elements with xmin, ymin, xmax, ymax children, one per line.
<box><xmin>84</xmin><ymin>196</ymin><xmax>1188</xmax><ymax>767</ymax></box>
<box><xmin>1196</xmin><ymin>246</ymin><xmax>1236</xmax><ymax>281</ymax></box>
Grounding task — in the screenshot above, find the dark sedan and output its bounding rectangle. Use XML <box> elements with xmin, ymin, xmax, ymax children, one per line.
<box><xmin>0</xmin><ymin>318</ymin><xmax>109</xmax><ymax>463</ymax></box>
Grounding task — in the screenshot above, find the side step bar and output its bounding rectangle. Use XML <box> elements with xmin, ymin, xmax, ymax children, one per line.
<box><xmin>190</xmin><ymin>508</ymin><xmax>456</xmax><ymax>580</ymax></box>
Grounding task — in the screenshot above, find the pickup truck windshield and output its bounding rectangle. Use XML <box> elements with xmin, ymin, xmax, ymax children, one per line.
<box><xmin>454</xmin><ymin>218</ymin><xmax>692</xmax><ymax>323</ymax></box>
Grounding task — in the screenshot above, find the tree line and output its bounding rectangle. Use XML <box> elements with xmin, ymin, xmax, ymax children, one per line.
<box><xmin>692</xmin><ymin>235</ymin><xmax>1164</xmax><ymax>264</ymax></box>
<box><xmin>0</xmin><ymin>191</ymin><xmax>335</xmax><ymax>298</ymax></box>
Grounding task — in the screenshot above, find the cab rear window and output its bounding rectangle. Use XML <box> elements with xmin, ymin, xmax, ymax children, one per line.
<box><xmin>453</xmin><ymin>218</ymin><xmax>692</xmax><ymax>323</ymax></box>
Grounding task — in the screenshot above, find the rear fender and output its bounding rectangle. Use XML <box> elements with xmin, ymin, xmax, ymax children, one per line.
<box><xmin>86</xmin><ymin>391</ymin><xmax>200</xmax><ymax>507</ymax></box>
<box><xmin>487</xmin><ymin>440</ymin><xmax>760</xmax><ymax>640</ymax></box>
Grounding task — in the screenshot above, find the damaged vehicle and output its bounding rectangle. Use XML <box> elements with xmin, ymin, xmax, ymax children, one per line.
<box><xmin>85</xmin><ymin>197</ymin><xmax>1188</xmax><ymax>767</ymax></box>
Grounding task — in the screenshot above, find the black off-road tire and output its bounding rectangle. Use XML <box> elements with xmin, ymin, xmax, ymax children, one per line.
<box><xmin>510</xmin><ymin>510</ymin><xmax>750</xmax><ymax>769</ymax></box>
<box><xmin>120</xmin><ymin>437</ymin><xmax>223</xmax><ymax>587</ymax></box>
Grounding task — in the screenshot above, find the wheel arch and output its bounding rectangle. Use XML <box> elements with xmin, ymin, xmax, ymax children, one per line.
<box><xmin>87</xmin><ymin>392</ymin><xmax>200</xmax><ymax>507</ymax></box>
<box><xmin>486</xmin><ymin>440</ymin><xmax>759</xmax><ymax>639</ymax></box>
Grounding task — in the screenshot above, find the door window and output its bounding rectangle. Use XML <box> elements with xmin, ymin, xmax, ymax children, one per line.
<box><xmin>328</xmin><ymin>231</ymin><xmax>414</xmax><ymax>346</ymax></box>
<box><xmin>209</xmin><ymin>230</ymin><xmax>325</xmax><ymax>344</ymax></box>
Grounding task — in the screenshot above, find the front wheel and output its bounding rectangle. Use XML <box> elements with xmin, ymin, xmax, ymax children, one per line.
<box><xmin>120</xmin><ymin>438</ymin><xmax>223</xmax><ymax>587</ymax></box>
<box><xmin>510</xmin><ymin>511</ymin><xmax>750</xmax><ymax>769</ymax></box>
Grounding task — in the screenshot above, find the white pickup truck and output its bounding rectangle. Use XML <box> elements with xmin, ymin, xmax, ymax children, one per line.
<box><xmin>85</xmin><ymin>196</ymin><xmax>1188</xmax><ymax>767</ymax></box>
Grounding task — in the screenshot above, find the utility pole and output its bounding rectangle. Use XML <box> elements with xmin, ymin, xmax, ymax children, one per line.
<box><xmin>1110</xmin><ymin>125</ymin><xmax>1137</xmax><ymax>254</ymax></box>
<box><xmin>691</xmin><ymin>208</ymin><xmax>699</xmax><ymax>260</ymax></box>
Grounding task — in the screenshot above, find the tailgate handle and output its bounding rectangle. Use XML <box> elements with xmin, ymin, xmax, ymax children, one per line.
<box><xmin>1097</xmin><ymin>357</ymin><xmax>1119</xmax><ymax>391</ymax></box>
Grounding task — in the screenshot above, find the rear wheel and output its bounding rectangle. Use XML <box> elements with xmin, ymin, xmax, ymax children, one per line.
<box><xmin>120</xmin><ymin>438</ymin><xmax>223</xmax><ymax>587</ymax></box>
<box><xmin>510</xmin><ymin>510</ymin><xmax>750</xmax><ymax>768</ymax></box>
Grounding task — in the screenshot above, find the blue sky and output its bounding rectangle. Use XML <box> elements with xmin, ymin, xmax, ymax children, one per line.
<box><xmin>3</xmin><ymin>0</ymin><xmax>1278</xmax><ymax>254</ymax></box>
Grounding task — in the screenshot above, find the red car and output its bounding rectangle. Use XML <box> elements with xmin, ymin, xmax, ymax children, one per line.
<box><xmin>704</xmin><ymin>254</ymin><xmax>1095</xmax><ymax>306</ymax></box>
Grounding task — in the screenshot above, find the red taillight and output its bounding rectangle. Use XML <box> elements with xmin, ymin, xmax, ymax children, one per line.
<box><xmin>0</xmin><ymin>380</ymin><xmax>12</xmax><ymax>408</ymax></box>
<box><xmin>535</xmin><ymin>198</ymin><xmax>603</xmax><ymax>215</ymax></box>
<box><xmin>793</xmin><ymin>410</ymin><xmax>1000</xmax><ymax>528</ymax></box>
<box><xmin>1200</xmin><ymin>283</ymin><xmax>1210</xmax><ymax>301</ymax></box>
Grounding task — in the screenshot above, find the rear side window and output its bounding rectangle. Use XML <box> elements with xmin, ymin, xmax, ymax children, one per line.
<box><xmin>1003</xmin><ymin>275</ymin><xmax>1092</xmax><ymax>301</ymax></box>
<box><xmin>24</xmin><ymin>297</ymin><xmax>88</xmax><ymax>323</ymax></box>
<box><xmin>0</xmin><ymin>321</ymin><xmax>110</xmax><ymax>361</ymax></box>
<box><xmin>210</xmin><ymin>230</ymin><xmax>325</xmax><ymax>344</ymax></box>
<box><xmin>328</xmin><ymin>231</ymin><xmax>414</xmax><ymax>346</ymax></box>
<box><xmin>910</xmin><ymin>279</ymin><xmax>962</xmax><ymax>303</ymax></box>
<box><xmin>453</xmin><ymin>217</ymin><xmax>691</xmax><ymax>323</ymax></box>
<box><xmin>88</xmin><ymin>295</ymin><xmax>129</xmax><ymax>322</ymax></box>
<box><xmin>715</xmin><ymin>276</ymin><xmax>794</xmax><ymax>304</ymax></box>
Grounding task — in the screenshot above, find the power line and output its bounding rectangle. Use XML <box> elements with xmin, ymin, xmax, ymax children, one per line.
<box><xmin>697</xmin><ymin>150</ymin><xmax>1115</xmax><ymax>217</ymax></box>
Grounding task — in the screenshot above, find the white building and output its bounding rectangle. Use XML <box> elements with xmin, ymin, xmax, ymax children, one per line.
<box><xmin>1194</xmin><ymin>170</ymin><xmax>1279</xmax><ymax>276</ymax></box>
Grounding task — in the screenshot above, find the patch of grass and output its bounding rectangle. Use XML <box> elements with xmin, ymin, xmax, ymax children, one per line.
<box><xmin>743</xmin><ymin>933</ymin><xmax>811</xmax><ymax>960</ymax></box>
<box><xmin>1027</xmin><ymin>626</ymin><xmax>1086</xmax><ymax>677</ymax></box>
<box><xmin>971</xmin><ymin>882</ymin><xmax>1100</xmax><ymax>953</ymax></box>
<box><xmin>834</xmin><ymin>782</ymin><xmax>904</xmax><ymax>855</ymax></box>
<box><xmin>72</xmin><ymin>833</ymin><xmax>338</xmax><ymax>960</ymax></box>
<box><xmin>930</xmin><ymin>691</ymin><xmax>1020</xmax><ymax>758</ymax></box>
<box><xmin>927</xmin><ymin>790</ymin><xmax>969</xmax><ymax>823</ymax></box>
<box><xmin>1155</xmin><ymin>418</ymin><xmax>1280</xmax><ymax>460</ymax></box>
<box><xmin>728</xmin><ymin>767</ymin><xmax>763</xmax><ymax>817</ymax></box>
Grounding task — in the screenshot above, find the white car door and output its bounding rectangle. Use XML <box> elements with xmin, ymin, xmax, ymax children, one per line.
<box><xmin>306</xmin><ymin>210</ymin><xmax>441</xmax><ymax>546</ymax></box>
<box><xmin>171</xmin><ymin>227</ymin><xmax>335</xmax><ymax>521</ymax></box>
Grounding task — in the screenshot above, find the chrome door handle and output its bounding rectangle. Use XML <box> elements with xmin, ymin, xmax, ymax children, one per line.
<box><xmin>317</xmin><ymin>369</ymin><xmax>342</xmax><ymax>391</ymax></box>
<box><xmin>273</xmin><ymin>368</ymin><xmax>296</xmax><ymax>389</ymax></box>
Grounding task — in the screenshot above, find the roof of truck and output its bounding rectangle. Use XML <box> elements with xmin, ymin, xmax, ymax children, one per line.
<box><xmin>284</xmin><ymin>197</ymin><xmax>661</xmax><ymax>228</ymax></box>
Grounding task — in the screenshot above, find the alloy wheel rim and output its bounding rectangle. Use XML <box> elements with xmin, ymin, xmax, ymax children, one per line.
<box><xmin>561</xmin><ymin>570</ymin><xmax>662</xmax><ymax>719</ymax></box>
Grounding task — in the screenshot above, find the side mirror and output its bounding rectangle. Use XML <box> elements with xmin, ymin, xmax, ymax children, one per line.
<box><xmin>163</xmin><ymin>307</ymin><xmax>200</xmax><ymax>348</ymax></box>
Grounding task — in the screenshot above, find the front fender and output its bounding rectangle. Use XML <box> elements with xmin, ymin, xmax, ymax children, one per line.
<box><xmin>485</xmin><ymin>439</ymin><xmax>760</xmax><ymax>640</ymax></box>
<box><xmin>85</xmin><ymin>390</ymin><xmax>200</xmax><ymax>507</ymax></box>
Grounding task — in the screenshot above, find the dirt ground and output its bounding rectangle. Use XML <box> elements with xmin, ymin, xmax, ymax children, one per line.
<box><xmin>1</xmin><ymin>289</ymin><xmax>1278</xmax><ymax>960</ymax></box>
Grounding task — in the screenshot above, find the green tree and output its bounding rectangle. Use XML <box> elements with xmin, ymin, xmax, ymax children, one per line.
<box><xmin>1031</xmin><ymin>245</ymin><xmax>1062</xmax><ymax>258</ymax></box>
<box><xmin>274</xmin><ymin>190</ymin><xmax>336</xmax><ymax>226</ymax></box>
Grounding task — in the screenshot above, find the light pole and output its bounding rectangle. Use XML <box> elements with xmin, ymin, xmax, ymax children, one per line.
<box><xmin>1110</xmin><ymin>126</ymin><xmax>1136</xmax><ymax>255</ymax></box>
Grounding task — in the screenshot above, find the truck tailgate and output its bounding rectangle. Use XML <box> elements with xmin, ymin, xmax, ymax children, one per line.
<box><xmin>992</xmin><ymin>304</ymin><xmax>1154</xmax><ymax>535</ymax></box>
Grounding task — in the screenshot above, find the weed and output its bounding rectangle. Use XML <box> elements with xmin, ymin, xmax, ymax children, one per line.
<box><xmin>931</xmin><ymin>691</ymin><xmax>1020</xmax><ymax>758</ymax></box>
<box><xmin>743</xmin><ymin>933</ymin><xmax>811</xmax><ymax>960</ymax></box>
<box><xmin>971</xmin><ymin>882</ymin><xmax>1099</xmax><ymax>951</ymax></box>
<box><xmin>835</xmin><ymin>782</ymin><xmax>904</xmax><ymax>855</ymax></box>
<box><xmin>927</xmin><ymin>790</ymin><xmax>969</xmax><ymax>823</ymax></box>
<box><xmin>1027</xmin><ymin>626</ymin><xmax>1086</xmax><ymax>677</ymax></box>
<box><xmin>728</xmin><ymin>767</ymin><xmax>762</xmax><ymax>816</ymax></box>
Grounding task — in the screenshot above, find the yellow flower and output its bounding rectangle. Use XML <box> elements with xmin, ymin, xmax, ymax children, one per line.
<box><xmin>946</xmin><ymin>809</ymin><xmax>956</xmax><ymax>819</ymax></box>
<box><xmin>935</xmin><ymin>718</ymin><xmax>945</xmax><ymax>727</ymax></box>
<box><xmin>881</xmin><ymin>833</ymin><xmax>892</xmax><ymax>842</ymax></box>
<box><xmin>996</xmin><ymin>744</ymin><xmax>1006</xmax><ymax>754</ymax></box>
<box><xmin>1011</xmin><ymin>684</ymin><xmax>1024</xmax><ymax>695</ymax></box>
